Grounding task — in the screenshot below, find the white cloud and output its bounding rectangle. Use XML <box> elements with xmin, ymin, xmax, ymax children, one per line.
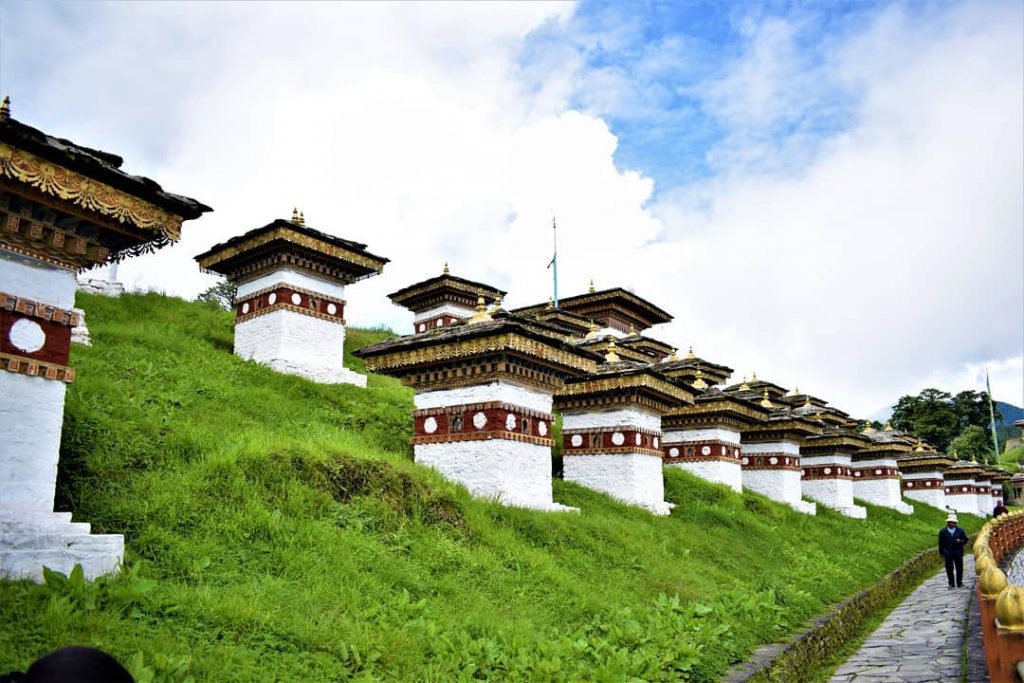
<box><xmin>4</xmin><ymin>1</ymin><xmax>1021</xmax><ymax>418</ymax></box>
<box><xmin>649</xmin><ymin>1</ymin><xmax>1023</xmax><ymax>414</ymax></box>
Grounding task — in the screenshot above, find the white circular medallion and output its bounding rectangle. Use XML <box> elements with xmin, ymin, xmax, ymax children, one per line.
<box><xmin>721</xmin><ymin>446</ymin><xmax>727</xmax><ymax>455</ymax></box>
<box><xmin>419</xmin><ymin>323</ymin><xmax>426</xmax><ymax>332</ymax></box>
<box><xmin>906</xmin><ymin>482</ymin><xmax>913</xmax><ymax>487</ymax></box>
<box><xmin>423</xmin><ymin>417</ymin><xmax>438</xmax><ymax>434</ymax></box>
<box><xmin>268</xmin><ymin>293</ymin><xmax>277</xmax><ymax>305</ymax></box>
<box><xmin>701</xmin><ymin>446</ymin><xmax>711</xmax><ymax>456</ymax></box>
<box><xmin>436</xmin><ymin>319</ymin><xmax>443</xmax><ymax>327</ymax></box>
<box><xmin>327</xmin><ymin>303</ymin><xmax>337</xmax><ymax>315</ymax></box>
<box><xmin>538</xmin><ymin>421</ymin><xmax>548</xmax><ymax>436</ymax></box>
<box><xmin>473</xmin><ymin>412</ymin><xmax>487</xmax><ymax>429</ymax></box>
<box><xmin>962</xmin><ymin>486</ymin><xmax>968</xmax><ymax>492</ymax></box>
<box><xmin>570</xmin><ymin>434</ymin><xmax>583</xmax><ymax>447</ymax></box>
<box><xmin>611</xmin><ymin>432</ymin><xmax>625</xmax><ymax>446</ymax></box>
<box><xmin>875</xmin><ymin>469</ymin><xmax>882</xmax><ymax>476</ymax></box>
<box><xmin>242</xmin><ymin>302</ymin><xmax>250</xmax><ymax>314</ymax></box>
<box><xmin>925</xmin><ymin>481</ymin><xmax>932</xmax><ymax>487</ymax></box>
<box><xmin>505</xmin><ymin>414</ymin><xmax>516</xmax><ymax>431</ymax></box>
<box><xmin>635</xmin><ymin>433</ymin><xmax>642</xmax><ymax>446</ymax></box>
<box><xmin>669</xmin><ymin>447</ymin><xmax>679</xmax><ymax>457</ymax></box>
<box><xmin>769</xmin><ymin>456</ymin><xmax>778</xmax><ymax>465</ymax></box>
<box><xmin>291</xmin><ymin>293</ymin><xmax>302</xmax><ymax>305</ymax></box>
<box><xmin>824</xmin><ymin>467</ymin><xmax>832</xmax><ymax>475</ymax></box>
<box><xmin>8</xmin><ymin>319</ymin><xmax>45</xmax><ymax>353</ymax></box>
<box><xmin>855</xmin><ymin>471</ymin><xmax>862</xmax><ymax>477</ymax></box>
<box><xmin>653</xmin><ymin>437</ymin><xmax>659</xmax><ymax>449</ymax></box>
<box><xmin>742</xmin><ymin>457</ymin><xmax>749</xmax><ymax>465</ymax></box>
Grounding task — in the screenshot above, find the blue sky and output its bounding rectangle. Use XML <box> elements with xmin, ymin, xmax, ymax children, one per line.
<box><xmin>0</xmin><ymin>0</ymin><xmax>1020</xmax><ymax>415</ymax></box>
<box><xmin>520</xmin><ymin>0</ymin><xmax>890</xmax><ymax>194</ymax></box>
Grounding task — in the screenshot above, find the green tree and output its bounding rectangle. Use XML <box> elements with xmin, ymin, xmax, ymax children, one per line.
<box><xmin>949</xmin><ymin>425</ymin><xmax>995</xmax><ymax>463</ymax></box>
<box><xmin>196</xmin><ymin>279</ymin><xmax>237</xmax><ymax>311</ymax></box>
<box><xmin>951</xmin><ymin>390</ymin><xmax>1002</xmax><ymax>433</ymax></box>
<box><xmin>890</xmin><ymin>388</ymin><xmax>959</xmax><ymax>451</ymax></box>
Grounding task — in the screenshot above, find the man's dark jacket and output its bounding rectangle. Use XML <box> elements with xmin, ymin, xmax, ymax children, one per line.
<box><xmin>938</xmin><ymin>526</ymin><xmax>968</xmax><ymax>558</ymax></box>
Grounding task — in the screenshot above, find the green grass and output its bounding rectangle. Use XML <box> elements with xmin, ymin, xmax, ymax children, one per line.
<box><xmin>999</xmin><ymin>445</ymin><xmax>1024</xmax><ymax>469</ymax></box>
<box><xmin>0</xmin><ymin>292</ymin><xmax>984</xmax><ymax>682</ymax></box>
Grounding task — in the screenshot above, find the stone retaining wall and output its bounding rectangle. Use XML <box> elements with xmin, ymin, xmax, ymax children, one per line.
<box><xmin>723</xmin><ymin>543</ymin><xmax>950</xmax><ymax>683</ymax></box>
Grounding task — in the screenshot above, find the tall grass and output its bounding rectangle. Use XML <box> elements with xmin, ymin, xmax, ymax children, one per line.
<box><xmin>0</xmin><ymin>292</ymin><xmax>980</xmax><ymax>682</ymax></box>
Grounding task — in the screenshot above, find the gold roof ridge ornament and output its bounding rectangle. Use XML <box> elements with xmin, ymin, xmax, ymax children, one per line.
<box><xmin>667</xmin><ymin>348</ymin><xmax>678</xmax><ymax>362</ymax></box>
<box><xmin>739</xmin><ymin>375</ymin><xmax>751</xmax><ymax>392</ymax></box>
<box><xmin>488</xmin><ymin>294</ymin><xmax>503</xmax><ymax>315</ymax></box>
<box><xmin>752</xmin><ymin>371</ymin><xmax>759</xmax><ymax>381</ymax></box>
<box><xmin>586</xmin><ymin>321</ymin><xmax>599</xmax><ymax>339</ymax></box>
<box><xmin>628</xmin><ymin>323</ymin><xmax>637</xmax><ymax>336</ymax></box>
<box><xmin>0</xmin><ymin>95</ymin><xmax>9</xmax><ymax>121</ymax></box>
<box><xmin>804</xmin><ymin>394</ymin><xmax>812</xmax><ymax>407</ymax></box>
<box><xmin>884</xmin><ymin>420</ymin><xmax>894</xmax><ymax>431</ymax></box>
<box><xmin>692</xmin><ymin>368</ymin><xmax>708</xmax><ymax>390</ymax></box>
<box><xmin>604</xmin><ymin>338</ymin><xmax>620</xmax><ymax>363</ymax></box>
<box><xmin>914</xmin><ymin>439</ymin><xmax>926</xmax><ymax>452</ymax></box>
<box><xmin>546</xmin><ymin>297</ymin><xmax>554</xmax><ymax>310</ymax></box>
<box><xmin>760</xmin><ymin>388</ymin><xmax>773</xmax><ymax>409</ymax></box>
<box><xmin>589</xmin><ymin>279</ymin><xmax>596</xmax><ymax>293</ymax></box>
<box><xmin>862</xmin><ymin>421</ymin><xmax>875</xmax><ymax>434</ymax></box>
<box><xmin>467</xmin><ymin>294</ymin><xmax>492</xmax><ymax>324</ymax></box>
<box><xmin>686</xmin><ymin>346</ymin><xmax>696</xmax><ymax>360</ymax></box>
<box><xmin>443</xmin><ymin>262</ymin><xmax>450</xmax><ymax>275</ymax></box>
<box><xmin>291</xmin><ymin>207</ymin><xmax>305</xmax><ymax>226</ymax></box>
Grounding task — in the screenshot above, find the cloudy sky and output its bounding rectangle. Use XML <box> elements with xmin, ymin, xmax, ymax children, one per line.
<box><xmin>1</xmin><ymin>0</ymin><xmax>1020</xmax><ymax>418</ymax></box>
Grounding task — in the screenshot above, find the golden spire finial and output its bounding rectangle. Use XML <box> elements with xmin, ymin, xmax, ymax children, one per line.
<box><xmin>546</xmin><ymin>297</ymin><xmax>554</xmax><ymax>310</ymax></box>
<box><xmin>585</xmin><ymin>321</ymin><xmax>599</xmax><ymax>339</ymax></box>
<box><xmin>299</xmin><ymin>211</ymin><xmax>305</xmax><ymax>225</ymax></box>
<box><xmin>628</xmin><ymin>323</ymin><xmax>637</xmax><ymax>336</ymax></box>
<box><xmin>443</xmin><ymin>262</ymin><xmax>450</xmax><ymax>275</ymax></box>
<box><xmin>468</xmin><ymin>294</ymin><xmax>492</xmax><ymax>324</ymax></box>
<box><xmin>914</xmin><ymin>439</ymin><xmax>926</xmax><ymax>452</ymax></box>
<box><xmin>862</xmin><ymin>421</ymin><xmax>875</xmax><ymax>434</ymax></box>
<box><xmin>804</xmin><ymin>394</ymin><xmax>812</xmax><ymax>407</ymax></box>
<box><xmin>739</xmin><ymin>375</ymin><xmax>751</xmax><ymax>392</ymax></box>
<box><xmin>604</xmin><ymin>339</ymin><xmax>620</xmax><ymax>363</ymax></box>
<box><xmin>692</xmin><ymin>369</ymin><xmax>708</xmax><ymax>390</ymax></box>
<box><xmin>0</xmin><ymin>96</ymin><xmax>9</xmax><ymax>120</ymax></box>
<box><xmin>686</xmin><ymin>346</ymin><xmax>696</xmax><ymax>360</ymax></box>
<box><xmin>814</xmin><ymin>410</ymin><xmax>824</xmax><ymax>422</ymax></box>
<box><xmin>760</xmin><ymin>388</ymin><xmax>773</xmax><ymax>409</ymax></box>
<box><xmin>291</xmin><ymin>207</ymin><xmax>300</xmax><ymax>223</ymax></box>
<box><xmin>667</xmin><ymin>348</ymin><xmax>678</xmax><ymax>362</ymax></box>
<box><xmin>588</xmin><ymin>279</ymin><xmax>596</xmax><ymax>293</ymax></box>
<box><xmin>489</xmin><ymin>294</ymin><xmax>503</xmax><ymax>314</ymax></box>
<box><xmin>752</xmin><ymin>371</ymin><xmax>758</xmax><ymax>381</ymax></box>
<box><xmin>884</xmin><ymin>420</ymin><xmax>894</xmax><ymax>432</ymax></box>
<box><xmin>790</xmin><ymin>385</ymin><xmax>800</xmax><ymax>396</ymax></box>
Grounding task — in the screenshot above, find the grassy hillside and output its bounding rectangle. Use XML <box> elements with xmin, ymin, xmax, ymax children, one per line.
<box><xmin>0</xmin><ymin>292</ymin><xmax>980</xmax><ymax>682</ymax></box>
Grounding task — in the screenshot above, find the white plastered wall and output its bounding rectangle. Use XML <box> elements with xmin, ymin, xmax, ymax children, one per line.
<box><xmin>741</xmin><ymin>440</ymin><xmax>815</xmax><ymax>515</ymax></box>
<box><xmin>1</xmin><ymin>254</ymin><xmax>123</xmax><ymax>581</ymax></box>
<box><xmin>236</xmin><ymin>268</ymin><xmax>346</xmax><ymax>300</ymax></box>
<box><xmin>414</xmin><ymin>440</ymin><xmax>573</xmax><ymax>512</ymax></box>
<box><xmin>852</xmin><ymin>477</ymin><xmax>914</xmax><ymax>514</ymax></box>
<box><xmin>904</xmin><ymin>488</ymin><xmax>947</xmax><ymax>510</ymax></box>
<box><xmin>234</xmin><ymin>309</ymin><xmax>365</xmax><ymax>387</ymax></box>
<box><xmin>562</xmin><ymin>408</ymin><xmax>660</xmax><ymax>432</ymax></box>
<box><xmin>412</xmin><ymin>303</ymin><xmax>474</xmax><ymax>325</ymax></box>
<box><xmin>662</xmin><ymin>426</ymin><xmax>742</xmax><ymax>492</ymax></box>
<box><xmin>564</xmin><ymin>453</ymin><xmax>672</xmax><ymax>515</ymax></box>
<box><xmin>561</xmin><ymin>407</ymin><xmax>671</xmax><ymax>514</ymax></box>
<box><xmin>414</xmin><ymin>382</ymin><xmax>552</xmax><ymax>413</ymax></box>
<box><xmin>666</xmin><ymin>460</ymin><xmax>742</xmax><ymax>493</ymax></box>
<box><xmin>800</xmin><ymin>453</ymin><xmax>865</xmax><ymax>518</ymax></box>
<box><xmin>946</xmin><ymin>492</ymin><xmax>980</xmax><ymax>516</ymax></box>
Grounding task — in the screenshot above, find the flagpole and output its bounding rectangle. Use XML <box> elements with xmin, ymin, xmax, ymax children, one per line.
<box><xmin>987</xmin><ymin>368</ymin><xmax>1001</xmax><ymax>463</ymax></box>
<box><xmin>551</xmin><ymin>217</ymin><xmax>559</xmax><ymax>308</ymax></box>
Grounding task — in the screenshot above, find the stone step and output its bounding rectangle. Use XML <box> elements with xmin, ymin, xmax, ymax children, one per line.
<box><xmin>0</xmin><ymin>533</ymin><xmax>124</xmax><ymax>581</ymax></box>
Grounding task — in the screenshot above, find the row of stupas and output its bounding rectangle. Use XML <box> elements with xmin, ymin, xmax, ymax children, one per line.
<box><xmin>0</xmin><ymin>100</ymin><xmax>1006</xmax><ymax>583</ymax></box>
<box><xmin>356</xmin><ymin>266</ymin><xmax>1011</xmax><ymax>518</ymax></box>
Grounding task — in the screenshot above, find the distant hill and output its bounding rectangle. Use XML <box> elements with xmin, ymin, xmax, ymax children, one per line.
<box><xmin>996</xmin><ymin>401</ymin><xmax>1024</xmax><ymax>425</ymax></box>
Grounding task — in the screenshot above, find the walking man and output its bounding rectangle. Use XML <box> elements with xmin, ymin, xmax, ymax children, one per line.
<box><xmin>938</xmin><ymin>512</ymin><xmax>968</xmax><ymax>588</ymax></box>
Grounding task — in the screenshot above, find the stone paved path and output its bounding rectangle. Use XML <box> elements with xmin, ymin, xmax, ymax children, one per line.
<box><xmin>830</xmin><ymin>555</ymin><xmax>980</xmax><ymax>683</ymax></box>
